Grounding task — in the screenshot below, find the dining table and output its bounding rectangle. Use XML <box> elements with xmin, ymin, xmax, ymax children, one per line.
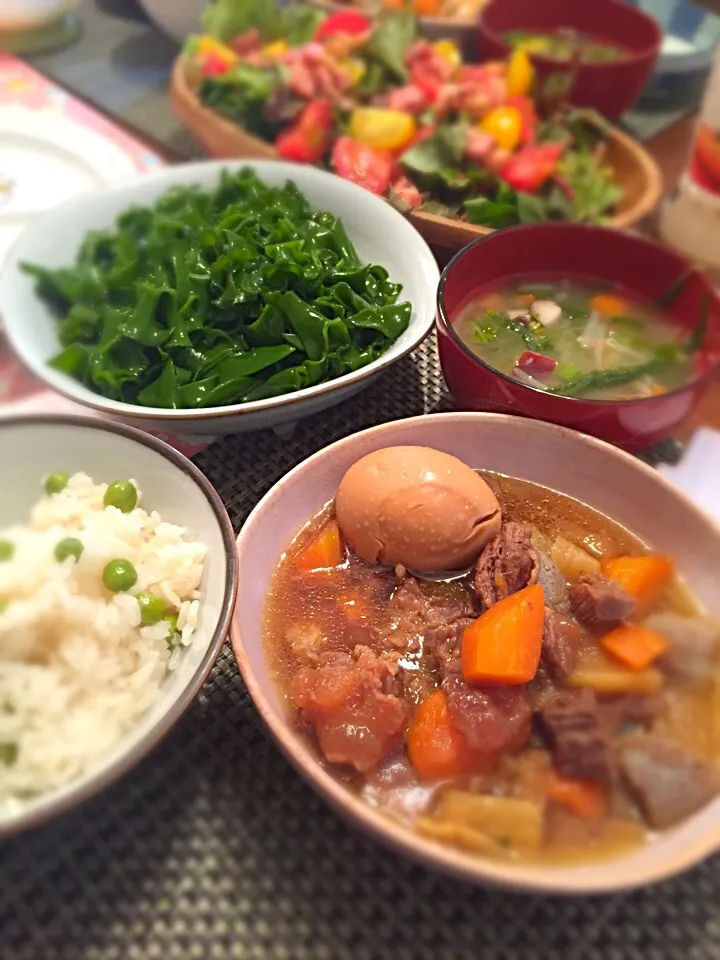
<box><xmin>2</xmin><ymin>2</ymin><xmax>720</xmax><ymax>958</ymax></box>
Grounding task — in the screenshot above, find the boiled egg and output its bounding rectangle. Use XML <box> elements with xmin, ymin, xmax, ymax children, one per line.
<box><xmin>335</xmin><ymin>446</ymin><xmax>501</xmax><ymax>572</ymax></box>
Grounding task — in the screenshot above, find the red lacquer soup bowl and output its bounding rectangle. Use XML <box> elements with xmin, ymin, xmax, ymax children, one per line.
<box><xmin>477</xmin><ymin>0</ymin><xmax>661</xmax><ymax>120</ymax></box>
<box><xmin>435</xmin><ymin>223</ymin><xmax>720</xmax><ymax>453</ymax></box>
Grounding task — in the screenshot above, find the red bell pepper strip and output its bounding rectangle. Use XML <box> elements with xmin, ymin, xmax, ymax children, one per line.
<box><xmin>332</xmin><ymin>136</ymin><xmax>394</xmax><ymax>195</ymax></box>
<box><xmin>500</xmin><ymin>143</ymin><xmax>564</xmax><ymax>194</ymax></box>
<box><xmin>516</xmin><ymin>352</ymin><xmax>558</xmax><ymax>377</ymax></box>
<box><xmin>275</xmin><ymin>100</ymin><xmax>334</xmax><ymax>164</ymax></box>
<box><xmin>315</xmin><ymin>10</ymin><xmax>372</xmax><ymax>41</ymax></box>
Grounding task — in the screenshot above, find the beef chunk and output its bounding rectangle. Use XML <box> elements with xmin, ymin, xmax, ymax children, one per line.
<box><xmin>428</xmin><ymin>617</ymin><xmax>476</xmax><ymax>679</ymax></box>
<box><xmin>474</xmin><ymin>522</ymin><xmax>539</xmax><ymax>609</ymax></box>
<box><xmin>291</xmin><ymin>645</ymin><xmax>410</xmax><ymax>772</ymax></box>
<box><xmin>538</xmin><ymin>688</ymin><xmax>611</xmax><ymax>782</ymax></box>
<box><xmin>375</xmin><ymin>578</ymin><xmax>478</xmax><ymax>696</ymax></box>
<box><xmin>376</xmin><ymin>578</ymin><xmax>476</xmax><ymax>653</ymax></box>
<box><xmin>443</xmin><ymin>674</ymin><xmax>532</xmax><ymax>754</ymax></box>
<box><xmin>540</xmin><ymin>608</ymin><xmax>581</xmax><ymax>680</ymax></box>
<box><xmin>621</xmin><ymin>739</ymin><xmax>720</xmax><ymax>829</ymax></box>
<box><xmin>569</xmin><ymin>573</ymin><xmax>635</xmax><ymax>627</ymax></box>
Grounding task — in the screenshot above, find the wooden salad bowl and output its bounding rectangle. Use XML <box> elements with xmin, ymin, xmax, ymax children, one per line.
<box><xmin>170</xmin><ymin>57</ymin><xmax>663</xmax><ymax>252</ymax></box>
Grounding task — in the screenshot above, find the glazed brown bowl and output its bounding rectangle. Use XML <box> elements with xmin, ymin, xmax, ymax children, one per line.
<box><xmin>436</xmin><ymin>223</ymin><xmax>720</xmax><ymax>453</ymax></box>
<box><xmin>230</xmin><ymin>412</ymin><xmax>720</xmax><ymax>894</ymax></box>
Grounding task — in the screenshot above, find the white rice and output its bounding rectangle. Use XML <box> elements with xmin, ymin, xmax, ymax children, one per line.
<box><xmin>0</xmin><ymin>473</ymin><xmax>207</xmax><ymax>813</ymax></box>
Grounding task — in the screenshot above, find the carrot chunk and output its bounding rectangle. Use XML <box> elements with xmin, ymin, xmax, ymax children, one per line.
<box><xmin>461</xmin><ymin>583</ymin><xmax>545</xmax><ymax>685</ymax></box>
<box><xmin>407</xmin><ymin>690</ymin><xmax>492</xmax><ymax>780</ymax></box>
<box><xmin>547</xmin><ymin>769</ymin><xmax>608</xmax><ymax>819</ymax></box>
<box><xmin>600</xmin><ymin>623</ymin><xmax>669</xmax><ymax>671</ymax></box>
<box><xmin>590</xmin><ymin>293</ymin><xmax>629</xmax><ymax>316</ymax></box>
<box><xmin>601</xmin><ymin>555</ymin><xmax>673</xmax><ymax>612</ymax></box>
<box><xmin>296</xmin><ymin>521</ymin><xmax>343</xmax><ymax>572</ymax></box>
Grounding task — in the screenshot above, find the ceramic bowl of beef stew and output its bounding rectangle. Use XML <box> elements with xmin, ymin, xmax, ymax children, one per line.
<box><xmin>231</xmin><ymin>412</ymin><xmax>720</xmax><ymax>893</ymax></box>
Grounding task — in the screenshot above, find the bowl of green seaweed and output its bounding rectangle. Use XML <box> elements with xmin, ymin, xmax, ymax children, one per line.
<box><xmin>1</xmin><ymin>161</ymin><xmax>439</xmax><ymax>435</ymax></box>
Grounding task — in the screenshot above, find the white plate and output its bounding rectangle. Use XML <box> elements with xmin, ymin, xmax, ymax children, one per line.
<box><xmin>0</xmin><ymin>106</ymin><xmax>137</xmax><ymax>267</ymax></box>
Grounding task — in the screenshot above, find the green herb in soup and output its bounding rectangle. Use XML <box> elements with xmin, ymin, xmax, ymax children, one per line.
<box><xmin>505</xmin><ymin>29</ymin><xmax>626</xmax><ymax>63</ymax></box>
<box><xmin>454</xmin><ymin>279</ymin><xmax>695</xmax><ymax>400</ymax></box>
<box><xmin>22</xmin><ymin>169</ymin><xmax>411</xmax><ymax>410</ymax></box>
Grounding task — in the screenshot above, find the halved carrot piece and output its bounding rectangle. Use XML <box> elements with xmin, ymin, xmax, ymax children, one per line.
<box><xmin>601</xmin><ymin>555</ymin><xmax>673</xmax><ymax>612</ymax></box>
<box><xmin>547</xmin><ymin>769</ymin><xmax>608</xmax><ymax>819</ymax></box>
<box><xmin>296</xmin><ymin>521</ymin><xmax>343</xmax><ymax>572</ymax></box>
<box><xmin>600</xmin><ymin>623</ymin><xmax>668</xmax><ymax>671</ymax></box>
<box><xmin>461</xmin><ymin>583</ymin><xmax>545</xmax><ymax>685</ymax></box>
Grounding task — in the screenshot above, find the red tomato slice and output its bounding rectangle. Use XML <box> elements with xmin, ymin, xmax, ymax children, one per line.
<box><xmin>275</xmin><ymin>100</ymin><xmax>334</xmax><ymax>163</ymax></box>
<box><xmin>332</xmin><ymin>137</ymin><xmax>394</xmax><ymax>195</ymax></box>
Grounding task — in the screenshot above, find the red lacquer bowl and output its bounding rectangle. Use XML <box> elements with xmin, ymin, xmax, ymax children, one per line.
<box><xmin>477</xmin><ymin>0</ymin><xmax>662</xmax><ymax>120</ymax></box>
<box><xmin>436</xmin><ymin>223</ymin><xmax>720</xmax><ymax>453</ymax></box>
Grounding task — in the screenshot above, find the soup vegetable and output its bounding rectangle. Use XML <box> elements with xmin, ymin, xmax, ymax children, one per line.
<box><xmin>23</xmin><ymin>169</ymin><xmax>411</xmax><ymax>410</ymax></box>
<box><xmin>453</xmin><ymin>278</ymin><xmax>698</xmax><ymax>400</ymax></box>
<box><xmin>264</xmin><ymin>446</ymin><xmax>720</xmax><ymax>864</ymax></box>
<box><xmin>186</xmin><ymin>1</ymin><xmax>623</xmax><ymax>228</ymax></box>
<box><xmin>505</xmin><ymin>30</ymin><xmax>626</xmax><ymax>64</ymax></box>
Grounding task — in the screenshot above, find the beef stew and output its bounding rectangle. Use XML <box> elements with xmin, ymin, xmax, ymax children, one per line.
<box><xmin>263</xmin><ymin>468</ymin><xmax>720</xmax><ymax>864</ymax></box>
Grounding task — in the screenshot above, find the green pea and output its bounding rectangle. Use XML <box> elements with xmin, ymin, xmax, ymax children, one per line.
<box><xmin>0</xmin><ymin>743</ymin><xmax>18</xmax><ymax>766</ymax></box>
<box><xmin>44</xmin><ymin>472</ymin><xmax>69</xmax><ymax>495</ymax></box>
<box><xmin>136</xmin><ymin>592</ymin><xmax>166</xmax><ymax>625</ymax></box>
<box><xmin>0</xmin><ymin>599</ymin><xmax>9</xmax><ymax>614</ymax></box>
<box><xmin>54</xmin><ymin>537</ymin><xmax>84</xmax><ymax>563</ymax></box>
<box><xmin>102</xmin><ymin>559</ymin><xmax>138</xmax><ymax>593</ymax></box>
<box><xmin>0</xmin><ymin>539</ymin><xmax>14</xmax><ymax>563</ymax></box>
<box><xmin>103</xmin><ymin>480</ymin><xmax>138</xmax><ymax>514</ymax></box>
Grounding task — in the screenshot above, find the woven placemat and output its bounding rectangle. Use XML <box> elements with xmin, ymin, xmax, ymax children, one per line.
<box><xmin>2</xmin><ymin>337</ymin><xmax>719</xmax><ymax>960</ymax></box>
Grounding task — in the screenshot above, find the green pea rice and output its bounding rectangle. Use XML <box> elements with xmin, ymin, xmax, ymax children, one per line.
<box><xmin>0</xmin><ymin>473</ymin><xmax>206</xmax><ymax>815</ymax></box>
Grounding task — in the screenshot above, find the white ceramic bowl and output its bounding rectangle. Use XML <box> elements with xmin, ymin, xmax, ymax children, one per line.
<box><xmin>0</xmin><ymin>415</ymin><xmax>237</xmax><ymax>837</ymax></box>
<box><xmin>231</xmin><ymin>412</ymin><xmax>720</xmax><ymax>894</ymax></box>
<box><xmin>0</xmin><ymin>160</ymin><xmax>440</xmax><ymax>437</ymax></box>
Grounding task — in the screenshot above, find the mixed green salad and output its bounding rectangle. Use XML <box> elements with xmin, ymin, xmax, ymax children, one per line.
<box><xmin>23</xmin><ymin>169</ymin><xmax>411</xmax><ymax>409</ymax></box>
<box><xmin>182</xmin><ymin>0</ymin><xmax>625</xmax><ymax>229</ymax></box>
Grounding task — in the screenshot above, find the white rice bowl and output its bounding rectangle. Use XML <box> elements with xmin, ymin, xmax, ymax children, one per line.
<box><xmin>0</xmin><ymin>472</ymin><xmax>207</xmax><ymax>815</ymax></box>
